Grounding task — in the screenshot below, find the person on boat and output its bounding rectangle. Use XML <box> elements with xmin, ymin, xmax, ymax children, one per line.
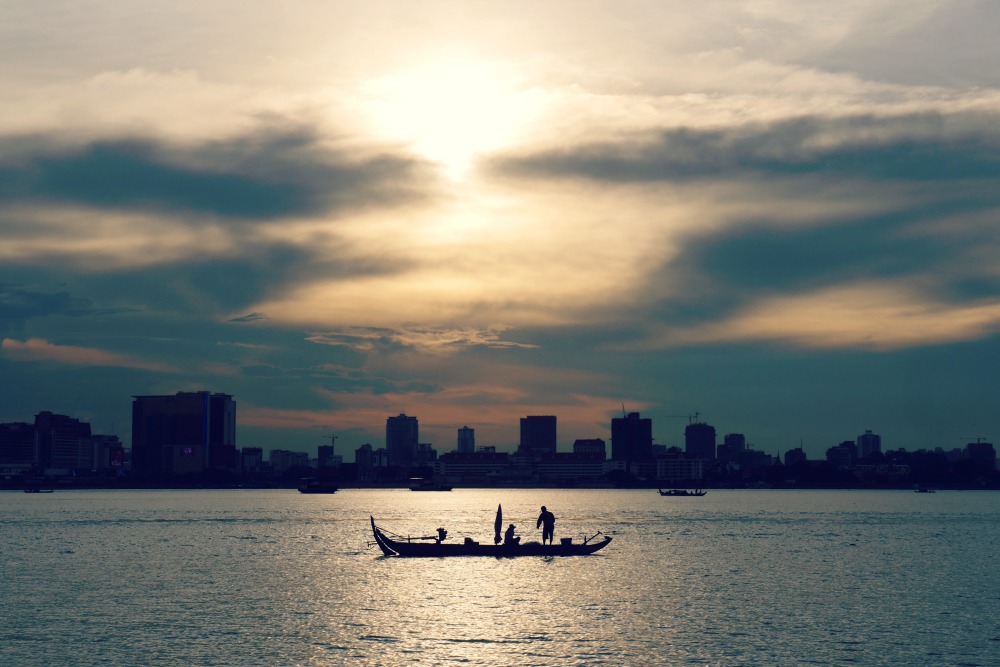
<box><xmin>537</xmin><ymin>506</ymin><xmax>555</xmax><ymax>545</ymax></box>
<box><xmin>503</xmin><ymin>523</ymin><xmax>520</xmax><ymax>545</ymax></box>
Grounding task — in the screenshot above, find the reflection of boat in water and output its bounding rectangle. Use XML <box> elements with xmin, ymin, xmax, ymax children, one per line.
<box><xmin>658</xmin><ymin>489</ymin><xmax>706</xmax><ymax>496</ymax></box>
<box><xmin>297</xmin><ymin>479</ymin><xmax>338</xmax><ymax>494</ymax></box>
<box><xmin>408</xmin><ymin>478</ymin><xmax>453</xmax><ymax>491</ymax></box>
<box><xmin>370</xmin><ymin>514</ymin><xmax>612</xmax><ymax>558</ymax></box>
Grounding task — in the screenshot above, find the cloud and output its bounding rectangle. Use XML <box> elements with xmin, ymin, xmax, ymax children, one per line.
<box><xmin>490</xmin><ymin>113</ymin><xmax>1000</xmax><ymax>185</ymax></box>
<box><xmin>644</xmin><ymin>283</ymin><xmax>1000</xmax><ymax>351</ymax></box>
<box><xmin>1</xmin><ymin>337</ymin><xmax>179</xmax><ymax>372</ymax></box>
<box><xmin>306</xmin><ymin>325</ymin><xmax>538</xmax><ymax>354</ymax></box>
<box><xmin>229</xmin><ymin>312</ymin><xmax>269</xmax><ymax>323</ymax></box>
<box><xmin>0</xmin><ymin>282</ymin><xmax>136</xmax><ymax>332</ymax></box>
<box><xmin>0</xmin><ymin>125</ymin><xmax>428</xmax><ymax>221</ymax></box>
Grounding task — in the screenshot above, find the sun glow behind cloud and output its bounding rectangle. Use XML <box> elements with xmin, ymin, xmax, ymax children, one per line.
<box><xmin>361</xmin><ymin>61</ymin><xmax>542</xmax><ymax>179</ymax></box>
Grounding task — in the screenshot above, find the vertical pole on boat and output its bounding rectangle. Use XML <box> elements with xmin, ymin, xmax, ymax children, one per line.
<box><xmin>494</xmin><ymin>504</ymin><xmax>502</xmax><ymax>544</ymax></box>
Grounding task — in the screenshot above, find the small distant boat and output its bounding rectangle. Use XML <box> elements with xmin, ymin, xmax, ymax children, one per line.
<box><xmin>915</xmin><ymin>488</ymin><xmax>936</xmax><ymax>493</ymax></box>
<box><xmin>297</xmin><ymin>479</ymin><xmax>338</xmax><ymax>494</ymax></box>
<box><xmin>23</xmin><ymin>487</ymin><xmax>54</xmax><ymax>493</ymax></box>
<box><xmin>408</xmin><ymin>478</ymin><xmax>453</xmax><ymax>491</ymax></box>
<box><xmin>370</xmin><ymin>506</ymin><xmax>612</xmax><ymax>558</ymax></box>
<box><xmin>658</xmin><ymin>489</ymin><xmax>707</xmax><ymax>497</ymax></box>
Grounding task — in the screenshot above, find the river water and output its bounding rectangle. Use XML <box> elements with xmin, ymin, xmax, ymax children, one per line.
<box><xmin>2</xmin><ymin>488</ymin><xmax>998</xmax><ymax>666</ymax></box>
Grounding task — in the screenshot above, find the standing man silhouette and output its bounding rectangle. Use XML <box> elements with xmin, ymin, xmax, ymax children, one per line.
<box><xmin>537</xmin><ymin>506</ymin><xmax>555</xmax><ymax>545</ymax></box>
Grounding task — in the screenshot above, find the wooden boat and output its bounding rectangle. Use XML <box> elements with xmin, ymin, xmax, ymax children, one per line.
<box><xmin>370</xmin><ymin>516</ymin><xmax>612</xmax><ymax>558</ymax></box>
<box><xmin>658</xmin><ymin>488</ymin><xmax>707</xmax><ymax>496</ymax></box>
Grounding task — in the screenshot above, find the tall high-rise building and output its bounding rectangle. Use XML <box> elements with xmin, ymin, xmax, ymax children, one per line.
<box><xmin>520</xmin><ymin>415</ymin><xmax>557</xmax><ymax>454</ymax></box>
<box><xmin>318</xmin><ymin>445</ymin><xmax>335</xmax><ymax>468</ymax></box>
<box><xmin>457</xmin><ymin>426</ymin><xmax>475</xmax><ymax>453</ymax></box>
<box><xmin>0</xmin><ymin>422</ymin><xmax>35</xmax><ymax>466</ymax></box>
<box><xmin>131</xmin><ymin>391</ymin><xmax>236</xmax><ymax>477</ymax></box>
<box><xmin>685</xmin><ymin>421</ymin><xmax>716</xmax><ymax>460</ymax></box>
<box><xmin>857</xmin><ymin>430</ymin><xmax>882</xmax><ymax>459</ymax></box>
<box><xmin>386</xmin><ymin>413</ymin><xmax>418</xmax><ymax>468</ymax></box>
<box><xmin>611</xmin><ymin>412</ymin><xmax>652</xmax><ymax>464</ymax></box>
<box><xmin>724</xmin><ymin>433</ymin><xmax>746</xmax><ymax>454</ymax></box>
<box><xmin>34</xmin><ymin>411</ymin><xmax>92</xmax><ymax>470</ymax></box>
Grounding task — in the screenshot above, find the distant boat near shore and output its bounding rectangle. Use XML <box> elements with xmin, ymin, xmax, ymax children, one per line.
<box><xmin>297</xmin><ymin>479</ymin><xmax>338</xmax><ymax>494</ymax></box>
<box><xmin>409</xmin><ymin>478</ymin><xmax>453</xmax><ymax>491</ymax></box>
<box><xmin>658</xmin><ymin>489</ymin><xmax>707</xmax><ymax>497</ymax></box>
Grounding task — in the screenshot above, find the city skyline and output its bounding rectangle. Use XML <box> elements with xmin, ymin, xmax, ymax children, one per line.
<box><xmin>3</xmin><ymin>2</ymin><xmax>1000</xmax><ymax>460</ymax></box>
<box><xmin>2</xmin><ymin>397</ymin><xmax>989</xmax><ymax>462</ymax></box>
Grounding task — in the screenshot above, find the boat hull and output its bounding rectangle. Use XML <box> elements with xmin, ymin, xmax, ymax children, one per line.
<box><xmin>371</xmin><ymin>517</ymin><xmax>611</xmax><ymax>557</ymax></box>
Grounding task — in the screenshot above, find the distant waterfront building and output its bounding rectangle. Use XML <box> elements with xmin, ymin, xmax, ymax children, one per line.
<box><xmin>657</xmin><ymin>457</ymin><xmax>705</xmax><ymax>482</ymax></box>
<box><xmin>457</xmin><ymin>426</ymin><xmax>475</xmax><ymax>453</ymax></box>
<box><xmin>966</xmin><ymin>440</ymin><xmax>997</xmax><ymax>469</ymax></box>
<box><xmin>434</xmin><ymin>450</ymin><xmax>511</xmax><ymax>481</ymax></box>
<box><xmin>857</xmin><ymin>430</ymin><xmax>882</xmax><ymax>459</ymax></box>
<box><xmin>414</xmin><ymin>443</ymin><xmax>438</xmax><ymax>466</ymax></box>
<box><xmin>386</xmin><ymin>414</ymin><xmax>419</xmax><ymax>468</ymax></box>
<box><xmin>611</xmin><ymin>413</ymin><xmax>652</xmax><ymax>465</ymax></box>
<box><xmin>826</xmin><ymin>441</ymin><xmax>857</xmax><ymax>468</ymax></box>
<box><xmin>355</xmin><ymin>443</ymin><xmax>374</xmax><ymax>469</ymax></box>
<box><xmin>685</xmin><ymin>420</ymin><xmax>716</xmax><ymax>460</ymax></box>
<box><xmin>724</xmin><ymin>433</ymin><xmax>747</xmax><ymax>454</ymax></box>
<box><xmin>318</xmin><ymin>444</ymin><xmax>337</xmax><ymax>468</ymax></box>
<box><xmin>0</xmin><ymin>422</ymin><xmax>35</xmax><ymax>468</ymax></box>
<box><xmin>240</xmin><ymin>447</ymin><xmax>263</xmax><ymax>473</ymax></box>
<box><xmin>520</xmin><ymin>416</ymin><xmax>557</xmax><ymax>454</ymax></box>
<box><xmin>784</xmin><ymin>447</ymin><xmax>807</xmax><ymax>466</ymax></box>
<box><xmin>34</xmin><ymin>411</ymin><xmax>93</xmax><ymax>471</ymax></box>
<box><xmin>269</xmin><ymin>449</ymin><xmax>309</xmax><ymax>473</ymax></box>
<box><xmin>131</xmin><ymin>391</ymin><xmax>236</xmax><ymax>477</ymax></box>
<box><xmin>573</xmin><ymin>438</ymin><xmax>607</xmax><ymax>459</ymax></box>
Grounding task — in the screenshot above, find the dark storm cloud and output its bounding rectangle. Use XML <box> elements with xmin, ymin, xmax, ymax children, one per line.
<box><xmin>490</xmin><ymin>113</ymin><xmax>1000</xmax><ymax>184</ymax></box>
<box><xmin>0</xmin><ymin>125</ymin><xmax>427</xmax><ymax>220</ymax></box>
<box><xmin>0</xmin><ymin>282</ymin><xmax>136</xmax><ymax>332</ymax></box>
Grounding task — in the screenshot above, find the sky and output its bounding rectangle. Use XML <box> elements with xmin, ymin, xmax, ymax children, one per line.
<box><xmin>2</xmin><ymin>0</ymin><xmax>1000</xmax><ymax>460</ymax></box>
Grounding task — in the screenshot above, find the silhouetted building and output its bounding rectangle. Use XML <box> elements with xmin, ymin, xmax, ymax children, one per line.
<box><xmin>573</xmin><ymin>438</ymin><xmax>607</xmax><ymax>458</ymax></box>
<box><xmin>611</xmin><ymin>412</ymin><xmax>652</xmax><ymax>465</ymax></box>
<box><xmin>270</xmin><ymin>449</ymin><xmax>308</xmax><ymax>473</ymax></box>
<box><xmin>657</xmin><ymin>457</ymin><xmax>705</xmax><ymax>482</ymax></box>
<box><xmin>318</xmin><ymin>445</ymin><xmax>335</xmax><ymax>468</ymax></box>
<box><xmin>784</xmin><ymin>447</ymin><xmax>807</xmax><ymax>466</ymax></box>
<box><xmin>966</xmin><ymin>440</ymin><xmax>996</xmax><ymax>468</ymax></box>
<box><xmin>0</xmin><ymin>422</ymin><xmax>35</xmax><ymax>467</ymax></box>
<box><xmin>857</xmin><ymin>430</ymin><xmax>882</xmax><ymax>459</ymax></box>
<box><xmin>355</xmin><ymin>443</ymin><xmax>374</xmax><ymax>468</ymax></box>
<box><xmin>724</xmin><ymin>433</ymin><xmax>746</xmax><ymax>454</ymax></box>
<box><xmin>457</xmin><ymin>426</ymin><xmax>475</xmax><ymax>453</ymax></box>
<box><xmin>434</xmin><ymin>450</ymin><xmax>510</xmax><ymax>480</ymax></box>
<box><xmin>34</xmin><ymin>411</ymin><xmax>92</xmax><ymax>471</ymax></box>
<box><xmin>520</xmin><ymin>415</ymin><xmax>557</xmax><ymax>455</ymax></box>
<box><xmin>131</xmin><ymin>391</ymin><xmax>236</xmax><ymax>477</ymax></box>
<box><xmin>414</xmin><ymin>442</ymin><xmax>438</xmax><ymax>466</ymax></box>
<box><xmin>685</xmin><ymin>421</ymin><xmax>716</xmax><ymax>460</ymax></box>
<box><xmin>240</xmin><ymin>447</ymin><xmax>263</xmax><ymax>473</ymax></box>
<box><xmin>386</xmin><ymin>414</ymin><xmax>418</xmax><ymax>468</ymax></box>
<box><xmin>826</xmin><ymin>440</ymin><xmax>857</xmax><ymax>468</ymax></box>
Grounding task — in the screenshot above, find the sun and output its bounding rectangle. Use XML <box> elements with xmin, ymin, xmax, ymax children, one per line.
<box><xmin>364</xmin><ymin>61</ymin><xmax>536</xmax><ymax>179</ymax></box>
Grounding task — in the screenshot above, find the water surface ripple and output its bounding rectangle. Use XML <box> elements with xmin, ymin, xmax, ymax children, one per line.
<box><xmin>2</xmin><ymin>489</ymin><xmax>998</xmax><ymax>666</ymax></box>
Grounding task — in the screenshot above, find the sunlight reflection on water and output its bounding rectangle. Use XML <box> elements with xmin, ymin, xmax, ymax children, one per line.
<box><xmin>2</xmin><ymin>489</ymin><xmax>998</xmax><ymax>666</ymax></box>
